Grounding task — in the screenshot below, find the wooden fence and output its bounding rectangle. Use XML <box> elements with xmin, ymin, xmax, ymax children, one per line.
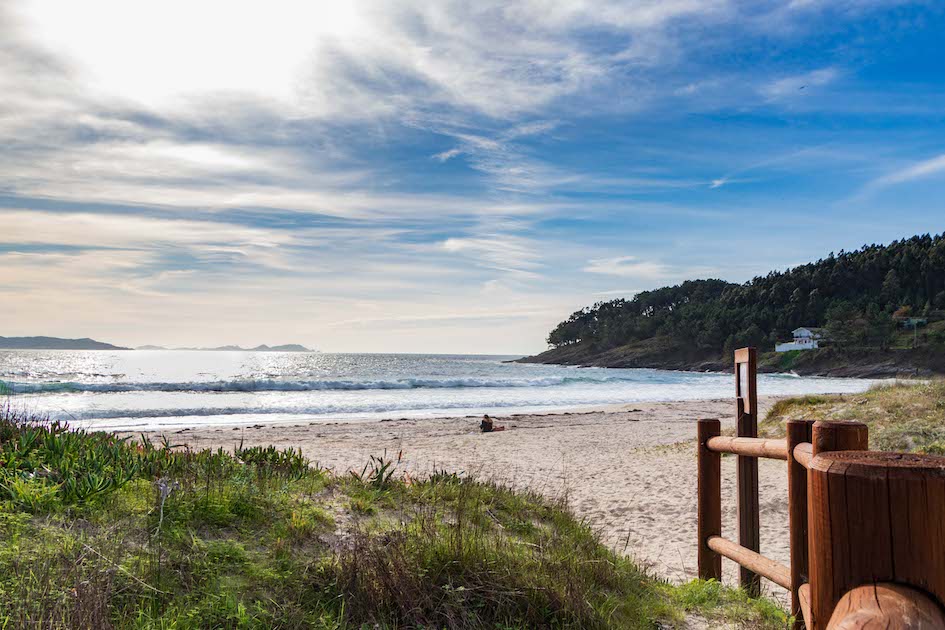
<box><xmin>697</xmin><ymin>347</ymin><xmax>945</xmax><ymax>629</ymax></box>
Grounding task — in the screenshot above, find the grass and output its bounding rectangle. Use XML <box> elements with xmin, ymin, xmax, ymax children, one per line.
<box><xmin>760</xmin><ymin>379</ymin><xmax>945</xmax><ymax>454</ymax></box>
<box><xmin>669</xmin><ymin>579</ymin><xmax>788</xmax><ymax>627</ymax></box>
<box><xmin>0</xmin><ymin>405</ymin><xmax>787</xmax><ymax>629</ymax></box>
<box><xmin>763</xmin><ymin>349</ymin><xmax>804</xmax><ymax>372</ymax></box>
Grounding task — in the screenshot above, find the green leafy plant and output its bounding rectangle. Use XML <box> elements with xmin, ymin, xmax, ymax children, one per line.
<box><xmin>350</xmin><ymin>452</ymin><xmax>399</xmax><ymax>490</ymax></box>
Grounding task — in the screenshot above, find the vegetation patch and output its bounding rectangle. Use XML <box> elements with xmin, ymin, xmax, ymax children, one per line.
<box><xmin>760</xmin><ymin>380</ymin><xmax>945</xmax><ymax>453</ymax></box>
<box><xmin>0</xmin><ymin>407</ymin><xmax>786</xmax><ymax>628</ymax></box>
<box><xmin>669</xmin><ymin>579</ymin><xmax>789</xmax><ymax>628</ymax></box>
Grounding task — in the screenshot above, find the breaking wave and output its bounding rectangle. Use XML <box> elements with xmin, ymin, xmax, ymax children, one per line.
<box><xmin>3</xmin><ymin>375</ymin><xmax>638</xmax><ymax>395</ymax></box>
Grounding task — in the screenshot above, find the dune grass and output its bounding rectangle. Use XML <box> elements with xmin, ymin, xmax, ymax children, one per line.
<box><xmin>760</xmin><ymin>379</ymin><xmax>945</xmax><ymax>454</ymax></box>
<box><xmin>0</xmin><ymin>405</ymin><xmax>787</xmax><ymax>628</ymax></box>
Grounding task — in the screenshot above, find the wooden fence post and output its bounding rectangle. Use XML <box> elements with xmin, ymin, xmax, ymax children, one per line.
<box><xmin>808</xmin><ymin>451</ymin><xmax>945</xmax><ymax>629</ymax></box>
<box><xmin>697</xmin><ymin>418</ymin><xmax>722</xmax><ymax>581</ymax></box>
<box><xmin>828</xmin><ymin>583</ymin><xmax>945</xmax><ymax>629</ymax></box>
<box><xmin>810</xmin><ymin>421</ymin><xmax>868</xmax><ymax>456</ymax></box>
<box><xmin>806</xmin><ymin>421</ymin><xmax>868</xmax><ymax>628</ymax></box>
<box><xmin>786</xmin><ymin>419</ymin><xmax>814</xmax><ymax>628</ymax></box>
<box><xmin>734</xmin><ymin>347</ymin><xmax>760</xmax><ymax>596</ymax></box>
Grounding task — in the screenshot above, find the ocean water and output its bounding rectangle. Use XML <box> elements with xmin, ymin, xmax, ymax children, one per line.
<box><xmin>0</xmin><ymin>350</ymin><xmax>879</xmax><ymax>431</ymax></box>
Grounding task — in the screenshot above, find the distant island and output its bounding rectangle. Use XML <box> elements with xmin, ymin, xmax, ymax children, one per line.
<box><xmin>522</xmin><ymin>232</ymin><xmax>945</xmax><ymax>378</ymax></box>
<box><xmin>0</xmin><ymin>336</ymin><xmax>130</xmax><ymax>350</ymax></box>
<box><xmin>0</xmin><ymin>337</ymin><xmax>312</xmax><ymax>352</ymax></box>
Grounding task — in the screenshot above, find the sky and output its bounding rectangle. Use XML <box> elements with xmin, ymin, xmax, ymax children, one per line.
<box><xmin>2</xmin><ymin>0</ymin><xmax>944</xmax><ymax>354</ymax></box>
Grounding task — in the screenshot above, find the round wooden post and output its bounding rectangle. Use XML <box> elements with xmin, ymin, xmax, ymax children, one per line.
<box><xmin>827</xmin><ymin>583</ymin><xmax>945</xmax><ymax>629</ymax></box>
<box><xmin>787</xmin><ymin>419</ymin><xmax>815</xmax><ymax>628</ymax></box>
<box><xmin>807</xmin><ymin>421</ymin><xmax>869</xmax><ymax>629</ymax></box>
<box><xmin>697</xmin><ymin>418</ymin><xmax>722</xmax><ymax>581</ymax></box>
<box><xmin>808</xmin><ymin>451</ymin><xmax>945</xmax><ymax>628</ymax></box>
<box><xmin>811</xmin><ymin>421</ymin><xmax>868</xmax><ymax>456</ymax></box>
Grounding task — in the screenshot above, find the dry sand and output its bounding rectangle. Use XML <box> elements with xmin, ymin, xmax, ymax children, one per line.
<box><xmin>139</xmin><ymin>398</ymin><xmax>793</xmax><ymax>602</ymax></box>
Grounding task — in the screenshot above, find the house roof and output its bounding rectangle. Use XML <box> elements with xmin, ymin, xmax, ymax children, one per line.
<box><xmin>793</xmin><ymin>327</ymin><xmax>827</xmax><ymax>335</ymax></box>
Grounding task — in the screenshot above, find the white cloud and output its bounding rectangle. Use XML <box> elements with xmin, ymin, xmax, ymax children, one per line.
<box><xmin>869</xmin><ymin>153</ymin><xmax>945</xmax><ymax>189</ymax></box>
<box><xmin>583</xmin><ymin>255</ymin><xmax>670</xmax><ymax>279</ymax></box>
<box><xmin>440</xmin><ymin>233</ymin><xmax>543</xmax><ymax>276</ymax></box>
<box><xmin>1</xmin><ymin>0</ymin><xmax>873</xmax><ymax>214</ymax></box>
<box><xmin>11</xmin><ymin>1</ymin><xmax>361</xmax><ymax>110</ymax></box>
<box><xmin>762</xmin><ymin>67</ymin><xmax>839</xmax><ymax>100</ymax></box>
<box><xmin>1</xmin><ymin>210</ymin><xmax>293</xmax><ymax>249</ymax></box>
<box><xmin>432</xmin><ymin>148</ymin><xmax>462</xmax><ymax>162</ymax></box>
<box><xmin>7</xmin><ymin>0</ymin><xmax>724</xmax><ymax>125</ymax></box>
<box><xmin>583</xmin><ymin>255</ymin><xmax>722</xmax><ymax>282</ymax></box>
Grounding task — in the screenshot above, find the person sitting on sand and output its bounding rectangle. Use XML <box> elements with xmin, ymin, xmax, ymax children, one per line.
<box><xmin>480</xmin><ymin>415</ymin><xmax>505</xmax><ymax>433</ymax></box>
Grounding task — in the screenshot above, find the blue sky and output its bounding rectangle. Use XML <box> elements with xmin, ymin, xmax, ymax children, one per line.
<box><xmin>1</xmin><ymin>0</ymin><xmax>944</xmax><ymax>353</ymax></box>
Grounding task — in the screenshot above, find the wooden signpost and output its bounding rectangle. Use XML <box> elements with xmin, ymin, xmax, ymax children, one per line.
<box><xmin>734</xmin><ymin>347</ymin><xmax>760</xmax><ymax>596</ymax></box>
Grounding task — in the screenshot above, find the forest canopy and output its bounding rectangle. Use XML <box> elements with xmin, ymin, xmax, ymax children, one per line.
<box><xmin>547</xmin><ymin>233</ymin><xmax>945</xmax><ymax>358</ymax></box>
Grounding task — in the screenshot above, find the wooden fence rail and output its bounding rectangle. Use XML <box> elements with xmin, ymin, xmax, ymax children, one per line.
<box><xmin>696</xmin><ymin>347</ymin><xmax>945</xmax><ymax>630</ymax></box>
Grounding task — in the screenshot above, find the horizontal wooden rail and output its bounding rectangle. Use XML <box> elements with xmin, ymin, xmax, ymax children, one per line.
<box><xmin>793</xmin><ymin>442</ymin><xmax>812</xmax><ymax>468</ymax></box>
<box><xmin>706</xmin><ymin>436</ymin><xmax>788</xmax><ymax>460</ymax></box>
<box><xmin>706</xmin><ymin>535</ymin><xmax>792</xmax><ymax>590</ymax></box>
<box><xmin>798</xmin><ymin>583</ymin><xmax>812</xmax><ymax>629</ymax></box>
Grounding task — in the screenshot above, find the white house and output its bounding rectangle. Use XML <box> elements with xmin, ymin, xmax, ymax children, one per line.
<box><xmin>775</xmin><ymin>327</ymin><xmax>826</xmax><ymax>352</ymax></box>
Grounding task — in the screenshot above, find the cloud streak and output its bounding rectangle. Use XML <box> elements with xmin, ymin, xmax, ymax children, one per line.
<box><xmin>869</xmin><ymin>153</ymin><xmax>945</xmax><ymax>189</ymax></box>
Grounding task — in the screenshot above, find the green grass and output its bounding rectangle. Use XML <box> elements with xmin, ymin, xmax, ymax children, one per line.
<box><xmin>763</xmin><ymin>349</ymin><xmax>804</xmax><ymax>372</ymax></box>
<box><xmin>760</xmin><ymin>379</ymin><xmax>945</xmax><ymax>454</ymax></box>
<box><xmin>0</xmin><ymin>407</ymin><xmax>787</xmax><ymax>629</ymax></box>
<box><xmin>669</xmin><ymin>579</ymin><xmax>789</xmax><ymax>627</ymax></box>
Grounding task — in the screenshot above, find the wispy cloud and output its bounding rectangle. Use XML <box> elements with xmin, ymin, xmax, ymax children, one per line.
<box><xmin>439</xmin><ymin>232</ymin><xmax>543</xmax><ymax>277</ymax></box>
<box><xmin>583</xmin><ymin>255</ymin><xmax>722</xmax><ymax>283</ymax></box>
<box><xmin>762</xmin><ymin>67</ymin><xmax>839</xmax><ymax>100</ymax></box>
<box><xmin>868</xmin><ymin>153</ymin><xmax>945</xmax><ymax>189</ymax></box>
<box><xmin>583</xmin><ymin>256</ymin><xmax>671</xmax><ymax>280</ymax></box>
<box><xmin>432</xmin><ymin>148</ymin><xmax>462</xmax><ymax>162</ymax></box>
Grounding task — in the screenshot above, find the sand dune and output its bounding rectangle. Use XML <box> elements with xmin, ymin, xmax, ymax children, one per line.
<box><xmin>142</xmin><ymin>397</ymin><xmax>792</xmax><ymax>601</ymax></box>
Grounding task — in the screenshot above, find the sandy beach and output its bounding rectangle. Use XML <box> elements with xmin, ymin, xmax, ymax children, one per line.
<box><xmin>136</xmin><ymin>397</ymin><xmax>794</xmax><ymax>601</ymax></box>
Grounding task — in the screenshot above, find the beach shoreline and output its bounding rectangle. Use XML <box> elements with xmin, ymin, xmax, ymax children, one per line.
<box><xmin>128</xmin><ymin>395</ymin><xmax>806</xmax><ymax>601</ymax></box>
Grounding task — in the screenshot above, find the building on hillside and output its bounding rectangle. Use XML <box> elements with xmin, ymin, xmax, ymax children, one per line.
<box><xmin>775</xmin><ymin>327</ymin><xmax>826</xmax><ymax>352</ymax></box>
<box><xmin>896</xmin><ymin>317</ymin><xmax>928</xmax><ymax>329</ymax></box>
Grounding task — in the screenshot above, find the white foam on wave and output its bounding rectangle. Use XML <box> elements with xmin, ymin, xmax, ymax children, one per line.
<box><xmin>2</xmin><ymin>374</ymin><xmax>641</xmax><ymax>394</ymax></box>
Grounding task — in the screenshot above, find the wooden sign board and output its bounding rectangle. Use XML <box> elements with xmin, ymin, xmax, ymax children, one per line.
<box><xmin>734</xmin><ymin>347</ymin><xmax>757</xmax><ymax>415</ymax></box>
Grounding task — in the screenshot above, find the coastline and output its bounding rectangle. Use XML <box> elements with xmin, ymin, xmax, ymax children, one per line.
<box><xmin>129</xmin><ymin>395</ymin><xmax>804</xmax><ymax>601</ymax></box>
<box><xmin>516</xmin><ymin>343</ymin><xmax>944</xmax><ymax>378</ymax></box>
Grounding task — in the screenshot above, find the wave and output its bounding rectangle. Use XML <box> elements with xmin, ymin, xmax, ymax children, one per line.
<box><xmin>47</xmin><ymin>398</ymin><xmax>564</xmax><ymax>422</ymax></box>
<box><xmin>2</xmin><ymin>374</ymin><xmax>643</xmax><ymax>394</ymax></box>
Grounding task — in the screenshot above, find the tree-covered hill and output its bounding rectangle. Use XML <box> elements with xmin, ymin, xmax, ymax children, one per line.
<box><xmin>525</xmin><ymin>233</ymin><xmax>945</xmax><ymax>375</ymax></box>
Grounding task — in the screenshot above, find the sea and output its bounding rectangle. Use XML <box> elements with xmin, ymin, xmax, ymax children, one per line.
<box><xmin>0</xmin><ymin>350</ymin><xmax>879</xmax><ymax>431</ymax></box>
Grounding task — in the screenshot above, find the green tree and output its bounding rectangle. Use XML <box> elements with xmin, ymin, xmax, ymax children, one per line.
<box><xmin>864</xmin><ymin>305</ymin><xmax>895</xmax><ymax>350</ymax></box>
<box><xmin>543</xmin><ymin>232</ymin><xmax>945</xmax><ymax>358</ymax></box>
<box><xmin>825</xmin><ymin>302</ymin><xmax>860</xmax><ymax>348</ymax></box>
<box><xmin>881</xmin><ymin>269</ymin><xmax>902</xmax><ymax>308</ymax></box>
